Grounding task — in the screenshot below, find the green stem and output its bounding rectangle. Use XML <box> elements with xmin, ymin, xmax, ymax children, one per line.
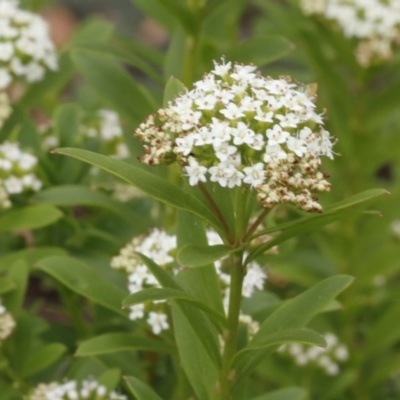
<box><xmin>198</xmin><ymin>183</ymin><xmax>233</xmax><ymax>243</ymax></box>
<box><xmin>234</xmin><ymin>188</ymin><xmax>247</xmax><ymax>242</ymax></box>
<box><xmin>218</xmin><ymin>252</ymin><xmax>244</xmax><ymax>400</ymax></box>
<box><xmin>242</xmin><ymin>208</ymin><xmax>270</xmax><ymax>244</ymax></box>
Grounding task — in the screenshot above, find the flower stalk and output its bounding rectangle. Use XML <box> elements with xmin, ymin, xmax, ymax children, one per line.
<box><xmin>219</xmin><ymin>251</ymin><xmax>244</xmax><ymax>400</ymax></box>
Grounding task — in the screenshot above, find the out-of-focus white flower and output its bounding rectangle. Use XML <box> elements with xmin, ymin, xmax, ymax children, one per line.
<box><xmin>27</xmin><ymin>379</ymin><xmax>127</xmax><ymax>400</ymax></box>
<box><xmin>0</xmin><ymin>141</ymin><xmax>42</xmax><ymax>209</ymax></box>
<box><xmin>299</xmin><ymin>0</ymin><xmax>400</xmax><ymax>66</ymax></box>
<box><xmin>136</xmin><ymin>60</ymin><xmax>334</xmax><ymax>213</ymax></box>
<box><xmin>0</xmin><ymin>0</ymin><xmax>58</xmax><ymax>88</ymax></box>
<box><xmin>0</xmin><ymin>299</ymin><xmax>15</xmax><ymax>340</ymax></box>
<box><xmin>111</xmin><ymin>228</ymin><xmax>268</xmax><ymax>335</ymax></box>
<box><xmin>279</xmin><ymin>332</ymin><xmax>349</xmax><ymax>376</ymax></box>
<box><xmin>81</xmin><ymin>109</ymin><xmax>129</xmax><ymax>159</ymax></box>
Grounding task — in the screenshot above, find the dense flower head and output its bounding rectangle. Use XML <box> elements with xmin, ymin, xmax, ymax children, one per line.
<box><xmin>299</xmin><ymin>0</ymin><xmax>400</xmax><ymax>66</ymax></box>
<box><xmin>279</xmin><ymin>332</ymin><xmax>349</xmax><ymax>376</ymax></box>
<box><xmin>0</xmin><ymin>141</ymin><xmax>42</xmax><ymax>209</ymax></box>
<box><xmin>27</xmin><ymin>379</ymin><xmax>127</xmax><ymax>400</ymax></box>
<box><xmin>0</xmin><ymin>0</ymin><xmax>58</xmax><ymax>89</ymax></box>
<box><xmin>0</xmin><ymin>299</ymin><xmax>16</xmax><ymax>340</ymax></box>
<box><xmin>135</xmin><ymin>60</ymin><xmax>334</xmax><ymax>212</ymax></box>
<box><xmin>0</xmin><ymin>91</ymin><xmax>11</xmax><ymax>129</ymax></box>
<box><xmin>111</xmin><ymin>228</ymin><xmax>266</xmax><ymax>335</ymax></box>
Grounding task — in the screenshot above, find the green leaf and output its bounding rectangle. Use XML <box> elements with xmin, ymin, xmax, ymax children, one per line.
<box><xmin>97</xmin><ymin>369</ymin><xmax>122</xmax><ymax>391</ymax></box>
<box><xmin>53</xmin><ymin>103</ymin><xmax>81</xmax><ymax>147</ymax></box>
<box><xmin>172</xmin><ymin>305</ymin><xmax>219</xmax><ymax>400</ymax></box>
<box><xmin>71</xmin><ymin>49</ymin><xmax>156</xmax><ymax>125</ymax></box>
<box><xmin>0</xmin><ymin>277</ymin><xmax>15</xmax><ymax>294</ymax></box>
<box><xmin>247</xmin><ymin>189</ymin><xmax>388</xmax><ymax>264</ymax></box>
<box><xmin>21</xmin><ymin>343</ymin><xmax>66</xmax><ymax>377</ymax></box>
<box><xmin>124</xmin><ymin>376</ymin><xmax>163</xmax><ymax>400</ymax></box>
<box><xmin>235</xmin><ymin>275</ymin><xmax>353</xmax><ymax>381</ymax></box>
<box><xmin>75</xmin><ymin>333</ymin><xmax>173</xmax><ymax>357</ymax></box>
<box><xmin>0</xmin><ymin>247</ymin><xmax>67</xmax><ymax>273</ymax></box>
<box><xmin>232</xmin><ymin>328</ymin><xmax>326</xmax><ymax>368</ymax></box>
<box><xmin>73</xmin><ymin>43</ymin><xmax>163</xmax><ymax>84</ymax></box>
<box><xmin>177</xmin><ymin>244</ymin><xmax>234</xmax><ymax>267</ymax></box>
<box><xmin>249</xmin><ymin>387</ymin><xmax>307</xmax><ymax>400</ymax></box>
<box><xmin>163</xmin><ymin>76</ymin><xmax>186</xmax><ymax>107</ymax></box>
<box><xmin>164</xmin><ymin>28</ymin><xmax>186</xmax><ymax>81</ymax></box>
<box><xmin>32</xmin><ymin>185</ymin><xmax>143</xmax><ymax>223</ymax></box>
<box><xmin>2</xmin><ymin>260</ymin><xmax>29</xmax><ymax>314</ymax></box>
<box><xmin>122</xmin><ymin>288</ymin><xmax>227</xmax><ymax>329</ymax></box>
<box><xmin>0</xmin><ymin>205</ymin><xmax>62</xmax><ymax>232</ymax></box>
<box><xmin>137</xmin><ymin>253</ymin><xmax>223</xmax><ymax>367</ymax></box>
<box><xmin>176</xmin><ymin>211</ymin><xmax>224</xmax><ymax>314</ymax></box>
<box><xmin>53</xmin><ymin>148</ymin><xmax>221</xmax><ymax>229</ymax></box>
<box><xmin>130</xmin><ymin>0</ymin><xmax>179</xmax><ymax>33</ymax></box>
<box><xmin>366</xmin><ymin>298</ymin><xmax>400</xmax><ymax>356</ymax></box>
<box><xmin>226</xmin><ymin>35</ymin><xmax>294</xmax><ymax>66</ymax></box>
<box><xmin>36</xmin><ymin>256</ymin><xmax>127</xmax><ymax>316</ymax></box>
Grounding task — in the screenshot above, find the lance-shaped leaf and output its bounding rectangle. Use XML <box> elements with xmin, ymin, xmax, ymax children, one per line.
<box><xmin>232</xmin><ymin>328</ymin><xmax>326</xmax><ymax>368</ymax></box>
<box><xmin>21</xmin><ymin>343</ymin><xmax>66</xmax><ymax>377</ymax></box>
<box><xmin>75</xmin><ymin>333</ymin><xmax>173</xmax><ymax>357</ymax></box>
<box><xmin>163</xmin><ymin>76</ymin><xmax>186</xmax><ymax>107</ymax></box>
<box><xmin>36</xmin><ymin>256</ymin><xmax>127</xmax><ymax>317</ymax></box>
<box><xmin>246</xmin><ymin>189</ymin><xmax>388</xmax><ymax>264</ymax></box>
<box><xmin>97</xmin><ymin>369</ymin><xmax>121</xmax><ymax>392</ymax></box>
<box><xmin>177</xmin><ymin>244</ymin><xmax>234</xmax><ymax>268</ymax></box>
<box><xmin>249</xmin><ymin>387</ymin><xmax>307</xmax><ymax>400</ymax></box>
<box><xmin>53</xmin><ymin>148</ymin><xmax>221</xmax><ymax>230</ymax></box>
<box><xmin>226</xmin><ymin>35</ymin><xmax>294</xmax><ymax>67</ymax></box>
<box><xmin>0</xmin><ymin>205</ymin><xmax>62</xmax><ymax>232</ymax></box>
<box><xmin>137</xmin><ymin>253</ymin><xmax>222</xmax><ymax>369</ymax></box>
<box><xmin>234</xmin><ymin>275</ymin><xmax>353</xmax><ymax>381</ymax></box>
<box><xmin>32</xmin><ymin>185</ymin><xmax>144</xmax><ymax>224</ymax></box>
<box><xmin>71</xmin><ymin>49</ymin><xmax>156</xmax><ymax>125</ymax></box>
<box><xmin>122</xmin><ymin>288</ymin><xmax>227</xmax><ymax>329</ymax></box>
<box><xmin>124</xmin><ymin>376</ymin><xmax>163</xmax><ymax>400</ymax></box>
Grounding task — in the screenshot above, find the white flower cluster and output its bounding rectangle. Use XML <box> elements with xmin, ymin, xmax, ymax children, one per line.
<box><xmin>0</xmin><ymin>299</ymin><xmax>16</xmax><ymax>340</ymax></box>
<box><xmin>136</xmin><ymin>60</ymin><xmax>334</xmax><ymax>212</ymax></box>
<box><xmin>0</xmin><ymin>91</ymin><xmax>11</xmax><ymax>130</ymax></box>
<box><xmin>82</xmin><ymin>110</ymin><xmax>129</xmax><ymax>159</ymax></box>
<box><xmin>111</xmin><ymin>229</ymin><xmax>177</xmax><ymax>335</ymax></box>
<box><xmin>278</xmin><ymin>332</ymin><xmax>349</xmax><ymax>376</ymax></box>
<box><xmin>111</xmin><ymin>229</ymin><xmax>266</xmax><ymax>336</ymax></box>
<box><xmin>299</xmin><ymin>0</ymin><xmax>400</xmax><ymax>66</ymax></box>
<box><xmin>0</xmin><ymin>141</ymin><xmax>42</xmax><ymax>209</ymax></box>
<box><xmin>0</xmin><ymin>0</ymin><xmax>58</xmax><ymax>89</ymax></box>
<box><xmin>28</xmin><ymin>379</ymin><xmax>127</xmax><ymax>400</ymax></box>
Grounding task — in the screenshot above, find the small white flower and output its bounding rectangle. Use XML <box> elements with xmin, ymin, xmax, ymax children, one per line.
<box><xmin>185</xmin><ymin>157</ymin><xmax>207</xmax><ymax>186</ymax></box>
<box><xmin>147</xmin><ymin>312</ymin><xmax>169</xmax><ymax>334</ymax></box>
<box><xmin>220</xmin><ymin>103</ymin><xmax>245</xmax><ymax>120</ymax></box>
<box><xmin>266</xmin><ymin>124</ymin><xmax>290</xmax><ymax>146</ymax></box>
<box><xmin>243</xmin><ymin>163</ymin><xmax>265</xmax><ymax>187</ymax></box>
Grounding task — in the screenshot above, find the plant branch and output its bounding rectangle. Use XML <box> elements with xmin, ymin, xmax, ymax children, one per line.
<box><xmin>242</xmin><ymin>208</ymin><xmax>270</xmax><ymax>243</ymax></box>
<box><xmin>198</xmin><ymin>182</ymin><xmax>233</xmax><ymax>242</ymax></box>
<box><xmin>218</xmin><ymin>252</ymin><xmax>244</xmax><ymax>400</ymax></box>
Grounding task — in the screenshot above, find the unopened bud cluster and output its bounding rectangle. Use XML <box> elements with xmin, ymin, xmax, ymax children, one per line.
<box><xmin>27</xmin><ymin>379</ymin><xmax>126</xmax><ymax>400</ymax></box>
<box><xmin>111</xmin><ymin>229</ymin><xmax>266</xmax><ymax>336</ymax></box>
<box><xmin>0</xmin><ymin>299</ymin><xmax>16</xmax><ymax>340</ymax></box>
<box><xmin>0</xmin><ymin>0</ymin><xmax>58</xmax><ymax>89</ymax></box>
<box><xmin>279</xmin><ymin>332</ymin><xmax>349</xmax><ymax>376</ymax></box>
<box><xmin>136</xmin><ymin>60</ymin><xmax>334</xmax><ymax>212</ymax></box>
<box><xmin>0</xmin><ymin>141</ymin><xmax>42</xmax><ymax>209</ymax></box>
<box><xmin>299</xmin><ymin>0</ymin><xmax>400</xmax><ymax>66</ymax></box>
